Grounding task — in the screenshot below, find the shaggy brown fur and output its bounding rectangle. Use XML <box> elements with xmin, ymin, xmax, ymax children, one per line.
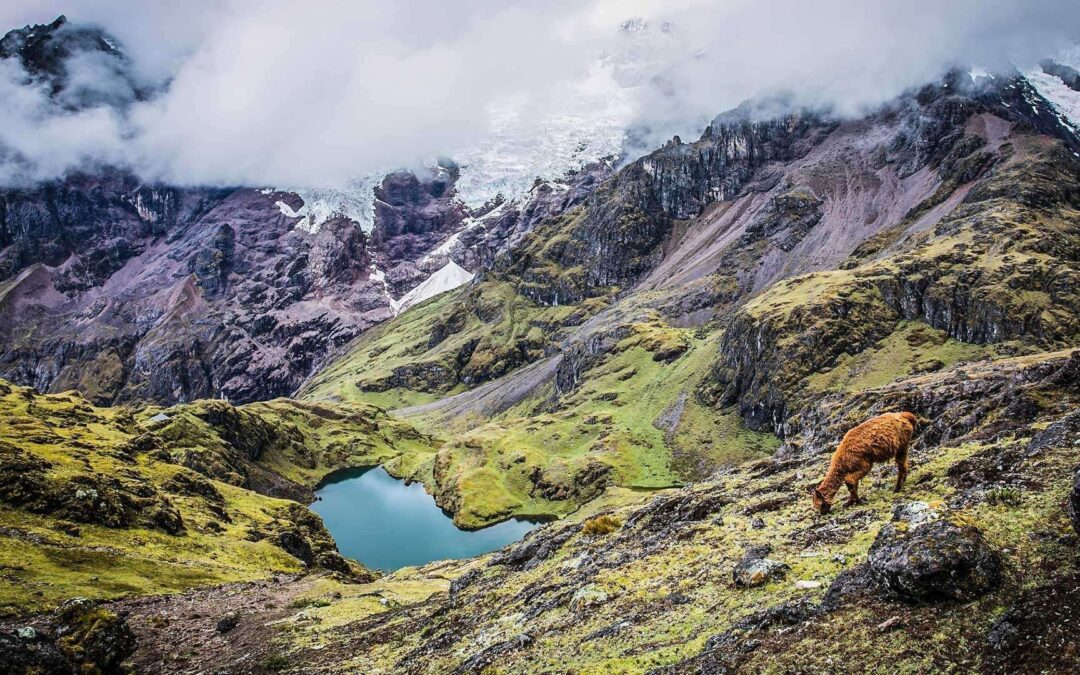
<box><xmin>811</xmin><ymin>412</ymin><xmax>919</xmax><ymax>514</ymax></box>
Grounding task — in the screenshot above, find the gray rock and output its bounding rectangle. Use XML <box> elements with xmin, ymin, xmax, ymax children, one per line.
<box><xmin>868</xmin><ymin>508</ymin><xmax>1002</xmax><ymax>602</ymax></box>
<box><xmin>733</xmin><ymin>545</ymin><xmax>790</xmax><ymax>587</ymax></box>
<box><xmin>0</xmin><ymin>627</ymin><xmax>75</xmax><ymax>675</ymax></box>
<box><xmin>216</xmin><ymin>611</ymin><xmax>241</xmax><ymax>634</ymax></box>
<box><xmin>275</xmin><ymin>531</ymin><xmax>314</xmax><ymax>565</ymax></box>
<box><xmin>891</xmin><ymin>501</ymin><xmax>940</xmax><ymax>528</ymax></box>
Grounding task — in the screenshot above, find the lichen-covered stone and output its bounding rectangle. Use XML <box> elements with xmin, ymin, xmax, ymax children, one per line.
<box><xmin>868</xmin><ymin>507</ymin><xmax>1002</xmax><ymax>602</ymax></box>
<box><xmin>733</xmin><ymin>545</ymin><xmax>790</xmax><ymax>587</ymax></box>
<box><xmin>52</xmin><ymin>598</ymin><xmax>137</xmax><ymax>674</ymax></box>
<box><xmin>0</xmin><ymin>627</ymin><xmax>75</xmax><ymax>675</ymax></box>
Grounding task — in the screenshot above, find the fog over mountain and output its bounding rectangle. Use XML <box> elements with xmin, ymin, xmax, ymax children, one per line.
<box><xmin>0</xmin><ymin>0</ymin><xmax>1078</xmax><ymax>189</ymax></box>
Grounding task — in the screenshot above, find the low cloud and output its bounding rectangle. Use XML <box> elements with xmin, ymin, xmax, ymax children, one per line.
<box><xmin>0</xmin><ymin>0</ymin><xmax>1078</xmax><ymax>189</ymax></box>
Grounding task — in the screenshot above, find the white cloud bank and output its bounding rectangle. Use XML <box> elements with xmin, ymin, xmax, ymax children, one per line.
<box><xmin>0</xmin><ymin>0</ymin><xmax>1078</xmax><ymax>189</ymax></box>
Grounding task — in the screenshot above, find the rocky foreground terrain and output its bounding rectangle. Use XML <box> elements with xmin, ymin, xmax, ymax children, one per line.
<box><xmin>1</xmin><ymin>13</ymin><xmax>1080</xmax><ymax>675</ymax></box>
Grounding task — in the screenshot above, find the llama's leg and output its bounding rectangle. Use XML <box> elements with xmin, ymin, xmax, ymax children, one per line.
<box><xmin>844</xmin><ymin>476</ymin><xmax>859</xmax><ymax>506</ymax></box>
<box><xmin>895</xmin><ymin>445</ymin><xmax>909</xmax><ymax>492</ymax></box>
<box><xmin>844</xmin><ymin>468</ymin><xmax>871</xmax><ymax>505</ymax></box>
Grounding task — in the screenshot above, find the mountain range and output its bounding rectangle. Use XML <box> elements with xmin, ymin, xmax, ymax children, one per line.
<box><xmin>1</xmin><ymin>13</ymin><xmax>1079</xmax><ymax>675</ymax></box>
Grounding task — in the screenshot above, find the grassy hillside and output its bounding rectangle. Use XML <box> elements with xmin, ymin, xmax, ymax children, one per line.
<box><xmin>299</xmin><ymin>280</ymin><xmax>607</xmax><ymax>409</ymax></box>
<box><xmin>0</xmin><ymin>381</ymin><xmax>447</xmax><ymax>617</ymax></box>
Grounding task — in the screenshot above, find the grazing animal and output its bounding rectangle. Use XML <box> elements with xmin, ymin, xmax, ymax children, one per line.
<box><xmin>810</xmin><ymin>412</ymin><xmax>919</xmax><ymax>514</ymax></box>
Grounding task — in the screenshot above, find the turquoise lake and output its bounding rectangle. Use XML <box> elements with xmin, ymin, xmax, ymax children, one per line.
<box><xmin>310</xmin><ymin>466</ymin><xmax>539</xmax><ymax>571</ymax></box>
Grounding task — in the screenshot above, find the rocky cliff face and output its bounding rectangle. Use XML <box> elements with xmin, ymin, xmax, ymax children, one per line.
<box><xmin>501</xmin><ymin>109</ymin><xmax>831</xmax><ymax>306</ymax></box>
<box><xmin>707</xmin><ymin>96</ymin><xmax>1080</xmax><ymax>435</ymax></box>
<box><xmin>0</xmin><ymin>177</ymin><xmax>388</xmax><ymax>404</ymax></box>
<box><xmin>0</xmin><ymin>15</ymin><xmax>147</xmax><ymax>110</ymax></box>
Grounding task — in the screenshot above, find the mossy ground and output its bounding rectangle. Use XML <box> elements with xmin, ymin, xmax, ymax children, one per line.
<box><xmin>0</xmin><ymin>383</ymin><xmax>319</xmax><ymax>616</ymax></box>
<box><xmin>146</xmin><ymin>397</ymin><xmax>438</xmax><ymax>490</ymax></box>
<box><xmin>299</xmin><ymin>280</ymin><xmax>604</xmax><ymax>408</ymax></box>
<box><xmin>0</xmin><ymin>382</ymin><xmax>438</xmax><ymax>617</ymax></box>
<box><xmin>804</xmin><ymin>320</ymin><xmax>1009</xmax><ymax>394</ymax></box>
<box><xmin>304</xmin><ymin>302</ymin><xmax>776</xmax><ymax>529</ymax></box>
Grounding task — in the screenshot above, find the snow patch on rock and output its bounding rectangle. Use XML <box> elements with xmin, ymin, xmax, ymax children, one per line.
<box><xmin>1027</xmin><ymin>45</ymin><xmax>1080</xmax><ymax>132</ymax></box>
<box><xmin>391</xmin><ymin>260</ymin><xmax>474</xmax><ymax>316</ymax></box>
<box><xmin>264</xmin><ymin>174</ymin><xmax>383</xmax><ymax>234</ymax></box>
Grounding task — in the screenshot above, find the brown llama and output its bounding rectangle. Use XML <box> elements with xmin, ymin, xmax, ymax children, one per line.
<box><xmin>810</xmin><ymin>412</ymin><xmax>920</xmax><ymax>514</ymax></box>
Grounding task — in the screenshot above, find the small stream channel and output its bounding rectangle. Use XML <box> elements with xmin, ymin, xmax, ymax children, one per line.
<box><xmin>311</xmin><ymin>466</ymin><xmax>539</xmax><ymax>572</ymax></box>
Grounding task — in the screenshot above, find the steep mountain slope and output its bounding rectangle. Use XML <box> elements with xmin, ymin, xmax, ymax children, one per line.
<box><xmin>2</xmin><ymin>19</ymin><xmax>1080</xmax><ymax>673</ymax></box>
<box><xmin>300</xmin><ymin>69</ymin><xmax>1080</xmax><ymax>530</ymax></box>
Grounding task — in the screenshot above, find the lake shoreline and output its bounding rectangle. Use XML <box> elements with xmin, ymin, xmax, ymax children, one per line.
<box><xmin>310</xmin><ymin>465</ymin><xmax>542</xmax><ymax>571</ymax></box>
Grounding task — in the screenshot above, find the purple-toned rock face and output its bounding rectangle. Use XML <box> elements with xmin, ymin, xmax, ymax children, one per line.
<box><xmin>0</xmin><ymin>17</ymin><xmax>623</xmax><ymax>409</ymax></box>
<box><xmin>0</xmin><ymin>120</ymin><xmax>608</xmax><ymax>406</ymax></box>
<box><xmin>0</xmin><ymin>178</ymin><xmax>396</xmax><ymax>404</ymax></box>
<box><xmin>371</xmin><ymin>167</ymin><xmax>469</xmax><ymax>297</ymax></box>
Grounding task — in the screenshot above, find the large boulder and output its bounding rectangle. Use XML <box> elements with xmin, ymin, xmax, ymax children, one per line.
<box><xmin>868</xmin><ymin>503</ymin><xmax>1002</xmax><ymax>602</ymax></box>
<box><xmin>52</xmin><ymin>597</ymin><xmax>137</xmax><ymax>674</ymax></box>
<box><xmin>0</xmin><ymin>599</ymin><xmax>136</xmax><ymax>675</ymax></box>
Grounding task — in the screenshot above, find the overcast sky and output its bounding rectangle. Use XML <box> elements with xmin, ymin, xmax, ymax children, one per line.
<box><xmin>1</xmin><ymin>0</ymin><xmax>1078</xmax><ymax>188</ymax></box>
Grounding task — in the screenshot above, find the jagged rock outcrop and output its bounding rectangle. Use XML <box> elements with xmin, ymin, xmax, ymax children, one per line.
<box><xmin>0</xmin><ymin>173</ymin><xmax>391</xmax><ymax>404</ymax></box>
<box><xmin>1041</xmin><ymin>60</ymin><xmax>1080</xmax><ymax>92</ymax></box>
<box><xmin>371</xmin><ymin>165</ymin><xmax>469</xmax><ymax>296</ymax></box>
<box><xmin>0</xmin><ymin>155</ymin><xmax>518</xmax><ymax>406</ymax></box>
<box><xmin>504</xmin><ymin>109</ymin><xmax>831</xmax><ymax>306</ymax></box>
<box><xmin>778</xmin><ymin>349</ymin><xmax>1078</xmax><ymax>460</ymax></box>
<box><xmin>707</xmin><ymin>114</ymin><xmax>1080</xmax><ymax>433</ymax></box>
<box><xmin>0</xmin><ymin>15</ymin><xmax>147</xmax><ymax>111</ymax></box>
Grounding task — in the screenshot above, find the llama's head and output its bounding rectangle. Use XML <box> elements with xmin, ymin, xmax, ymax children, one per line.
<box><xmin>808</xmin><ymin>484</ymin><xmax>831</xmax><ymax>515</ymax></box>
